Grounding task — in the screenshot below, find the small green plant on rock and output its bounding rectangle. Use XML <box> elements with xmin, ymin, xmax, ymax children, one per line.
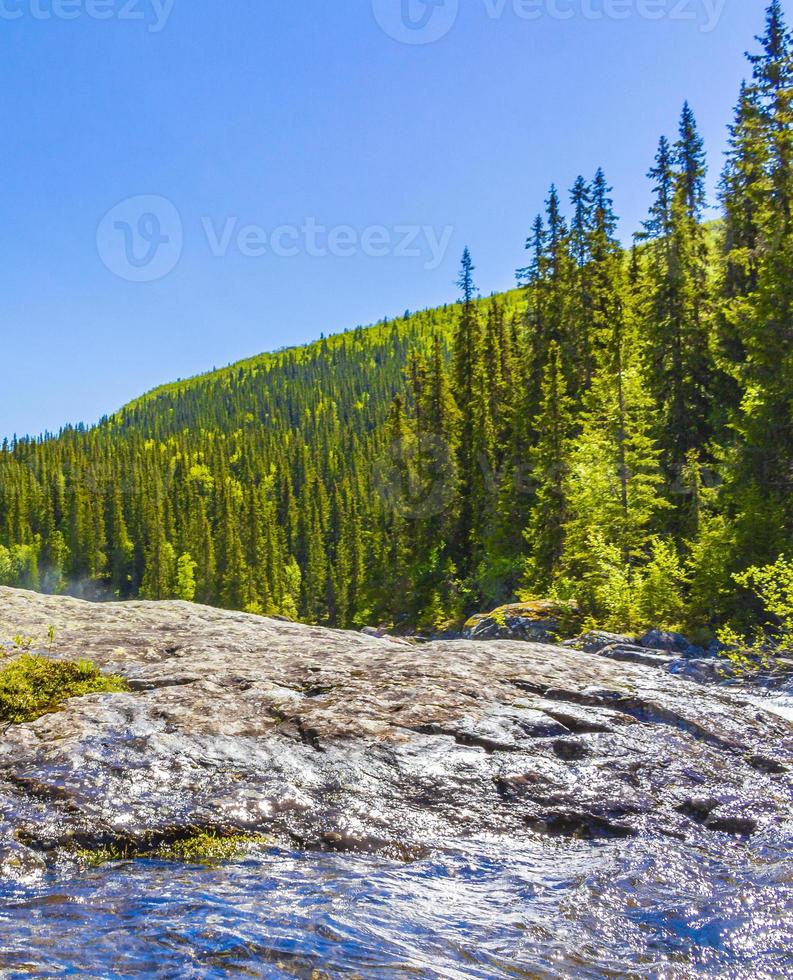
<box><xmin>157</xmin><ymin>831</ymin><xmax>269</xmax><ymax>864</ymax></box>
<box><xmin>73</xmin><ymin>832</ymin><xmax>270</xmax><ymax>868</ymax></box>
<box><xmin>72</xmin><ymin>844</ymin><xmax>133</xmax><ymax>868</ymax></box>
<box><xmin>0</xmin><ymin>655</ymin><xmax>128</xmax><ymax>725</ymax></box>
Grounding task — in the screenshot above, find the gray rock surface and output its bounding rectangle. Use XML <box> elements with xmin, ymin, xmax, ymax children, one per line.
<box><xmin>0</xmin><ymin>587</ymin><xmax>791</xmax><ymax>874</ymax></box>
<box><xmin>563</xmin><ymin>630</ymin><xmax>636</xmax><ymax>654</ymax></box>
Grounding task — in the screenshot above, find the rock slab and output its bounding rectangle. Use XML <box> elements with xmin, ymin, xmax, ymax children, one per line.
<box><xmin>0</xmin><ymin>587</ymin><xmax>791</xmax><ymax>875</ymax></box>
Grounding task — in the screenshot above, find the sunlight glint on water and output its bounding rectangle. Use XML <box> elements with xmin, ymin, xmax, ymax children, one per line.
<box><xmin>0</xmin><ymin>832</ymin><xmax>791</xmax><ymax>978</ymax></box>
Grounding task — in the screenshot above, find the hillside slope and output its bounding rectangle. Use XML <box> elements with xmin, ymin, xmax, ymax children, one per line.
<box><xmin>0</xmin><ymin>4</ymin><xmax>791</xmax><ymax>641</ymax></box>
<box><xmin>0</xmin><ymin>289</ymin><xmax>527</xmax><ymax>625</ymax></box>
<box><xmin>111</xmin><ymin>291</ymin><xmax>524</xmax><ymax>440</ymax></box>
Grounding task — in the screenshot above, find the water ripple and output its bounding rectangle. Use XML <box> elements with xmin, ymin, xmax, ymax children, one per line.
<box><xmin>0</xmin><ymin>829</ymin><xmax>791</xmax><ymax>978</ymax></box>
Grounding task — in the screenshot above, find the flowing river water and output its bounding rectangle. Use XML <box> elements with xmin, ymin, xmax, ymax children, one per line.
<box><xmin>0</xmin><ymin>827</ymin><xmax>791</xmax><ymax>979</ymax></box>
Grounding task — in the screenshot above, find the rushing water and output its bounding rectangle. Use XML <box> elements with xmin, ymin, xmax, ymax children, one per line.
<box><xmin>754</xmin><ymin>692</ymin><xmax>793</xmax><ymax>724</ymax></box>
<box><xmin>0</xmin><ymin>828</ymin><xmax>791</xmax><ymax>979</ymax></box>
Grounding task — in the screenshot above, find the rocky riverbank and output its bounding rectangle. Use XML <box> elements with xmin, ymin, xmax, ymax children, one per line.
<box><xmin>0</xmin><ymin>587</ymin><xmax>791</xmax><ymax>878</ymax></box>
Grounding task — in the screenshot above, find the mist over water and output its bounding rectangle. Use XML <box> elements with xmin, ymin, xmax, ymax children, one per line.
<box><xmin>1</xmin><ymin>830</ymin><xmax>791</xmax><ymax>979</ymax></box>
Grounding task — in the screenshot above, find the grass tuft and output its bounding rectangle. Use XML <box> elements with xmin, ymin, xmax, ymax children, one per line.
<box><xmin>0</xmin><ymin>654</ymin><xmax>128</xmax><ymax>725</ymax></box>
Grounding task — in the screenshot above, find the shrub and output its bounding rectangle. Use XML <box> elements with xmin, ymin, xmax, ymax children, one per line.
<box><xmin>636</xmin><ymin>538</ymin><xmax>688</xmax><ymax>630</ymax></box>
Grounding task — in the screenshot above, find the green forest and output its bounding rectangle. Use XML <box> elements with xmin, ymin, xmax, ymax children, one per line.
<box><xmin>2</xmin><ymin>3</ymin><xmax>793</xmax><ymax>645</ymax></box>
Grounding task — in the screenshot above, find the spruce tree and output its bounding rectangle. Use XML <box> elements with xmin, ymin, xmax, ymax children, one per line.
<box><xmin>562</xmin><ymin>311</ymin><xmax>668</xmax><ymax>628</ymax></box>
<box><xmin>716</xmin><ymin>80</ymin><xmax>768</xmax><ymax>410</ymax></box>
<box><xmin>522</xmin><ymin>341</ymin><xmax>573</xmax><ymax>593</ymax></box>
<box><xmin>642</xmin><ymin>107</ymin><xmax>714</xmax><ymax>495</ymax></box>
<box><xmin>727</xmin><ymin>2</ymin><xmax>793</xmax><ymax>560</ymax></box>
<box><xmin>451</xmin><ymin>248</ymin><xmax>484</xmax><ymax>586</ymax></box>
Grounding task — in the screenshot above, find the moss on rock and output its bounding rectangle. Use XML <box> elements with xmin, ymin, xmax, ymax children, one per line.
<box><xmin>73</xmin><ymin>831</ymin><xmax>270</xmax><ymax>868</ymax></box>
<box><xmin>157</xmin><ymin>832</ymin><xmax>270</xmax><ymax>864</ymax></box>
<box><xmin>463</xmin><ymin>601</ymin><xmax>581</xmax><ymax>642</ymax></box>
<box><xmin>0</xmin><ymin>655</ymin><xmax>128</xmax><ymax>725</ymax></box>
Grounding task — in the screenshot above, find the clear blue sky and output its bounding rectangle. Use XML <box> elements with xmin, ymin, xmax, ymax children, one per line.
<box><xmin>1</xmin><ymin>0</ymin><xmax>769</xmax><ymax>438</ymax></box>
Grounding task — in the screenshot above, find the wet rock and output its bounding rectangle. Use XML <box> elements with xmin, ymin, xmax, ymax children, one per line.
<box><xmin>527</xmin><ymin>809</ymin><xmax>637</xmax><ymax>839</ymax></box>
<box><xmin>676</xmin><ymin>789</ymin><xmax>771</xmax><ymax>837</ymax></box>
<box><xmin>705</xmin><ymin>813</ymin><xmax>758</xmax><ymax>836</ymax></box>
<box><xmin>494</xmin><ymin>772</ymin><xmax>553</xmax><ymax>799</ymax></box>
<box><xmin>669</xmin><ymin>658</ymin><xmax>737</xmax><ymax>685</ymax></box>
<box><xmin>0</xmin><ymin>587</ymin><xmax>791</xmax><ymax>870</ymax></box>
<box><xmin>532</xmin><ymin>700</ymin><xmax>626</xmax><ymax>735</ymax></box>
<box><xmin>0</xmin><ymin>841</ymin><xmax>46</xmax><ymax>879</ymax></box>
<box><xmin>678</xmin><ymin>796</ymin><xmax>720</xmax><ymax>823</ymax></box>
<box><xmin>414</xmin><ymin>704</ymin><xmax>570</xmax><ymax>752</ymax></box>
<box><xmin>552</xmin><ymin>738</ymin><xmax>590</xmax><ymax>761</ymax></box>
<box><xmin>747</xmin><ymin>753</ymin><xmax>787</xmax><ymax>775</ymax></box>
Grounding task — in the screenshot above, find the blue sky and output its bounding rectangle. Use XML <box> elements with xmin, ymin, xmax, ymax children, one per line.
<box><xmin>1</xmin><ymin>0</ymin><xmax>768</xmax><ymax>438</ymax></box>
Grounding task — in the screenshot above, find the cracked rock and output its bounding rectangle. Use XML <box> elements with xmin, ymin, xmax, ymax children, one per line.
<box><xmin>0</xmin><ymin>587</ymin><xmax>791</xmax><ymax>871</ymax></box>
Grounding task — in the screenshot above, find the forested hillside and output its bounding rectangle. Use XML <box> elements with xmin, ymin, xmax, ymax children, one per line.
<box><xmin>2</xmin><ymin>3</ymin><xmax>792</xmax><ymax>643</ymax></box>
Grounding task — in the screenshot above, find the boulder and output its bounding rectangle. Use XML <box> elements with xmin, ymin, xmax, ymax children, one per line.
<box><xmin>0</xmin><ymin>586</ymin><xmax>790</xmax><ymax>873</ymax></box>
<box><xmin>360</xmin><ymin>626</ymin><xmax>387</xmax><ymax>638</ymax></box>
<box><xmin>565</xmin><ymin>631</ymin><xmax>677</xmax><ymax>669</ymax></box>
<box><xmin>563</xmin><ymin>630</ymin><xmax>635</xmax><ymax>654</ymax></box>
<box><xmin>639</xmin><ymin>629</ymin><xmax>698</xmax><ymax>655</ymax></box>
<box><xmin>463</xmin><ymin>601</ymin><xmax>580</xmax><ymax>643</ymax></box>
<box><xmin>669</xmin><ymin>658</ymin><xmax>737</xmax><ymax>684</ymax></box>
